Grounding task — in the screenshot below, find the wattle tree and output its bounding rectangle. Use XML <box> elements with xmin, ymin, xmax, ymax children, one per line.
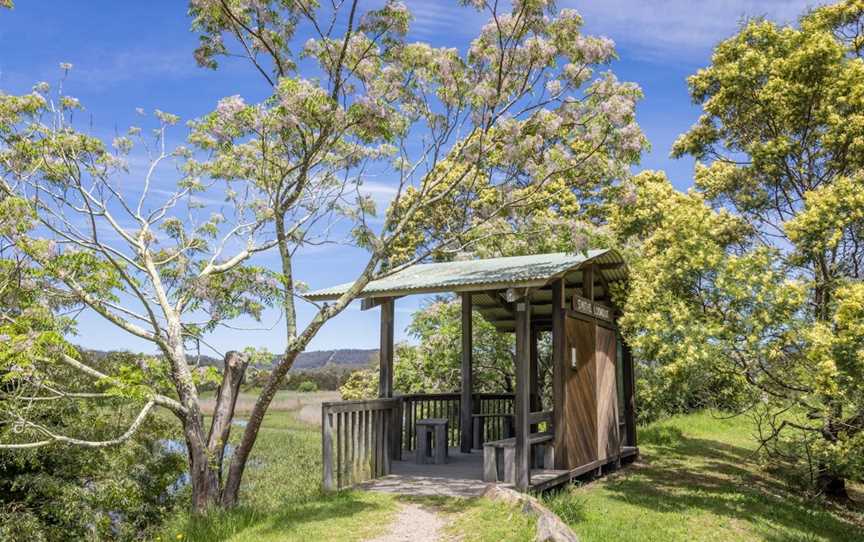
<box><xmin>616</xmin><ymin>1</ymin><xmax>864</xmax><ymax>499</ymax></box>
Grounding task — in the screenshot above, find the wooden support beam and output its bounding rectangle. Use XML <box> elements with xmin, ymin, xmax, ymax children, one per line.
<box><xmin>514</xmin><ymin>297</ymin><xmax>532</xmax><ymax>490</ymax></box>
<box><xmin>582</xmin><ymin>264</ymin><xmax>595</xmax><ymax>302</ymax></box>
<box><xmin>594</xmin><ymin>270</ymin><xmax>620</xmax><ymax>316</ymax></box>
<box><xmin>460</xmin><ymin>293</ymin><xmax>473</xmax><ymax>453</ymax></box>
<box><xmin>378</xmin><ymin>298</ymin><xmax>395</xmax><ymax>398</ymax></box>
<box><xmin>551</xmin><ymin>279</ymin><xmax>567</xmax><ymax>470</ymax></box>
<box><xmin>491</xmin><ymin>291</ymin><xmax>516</xmax><ymax>316</ymax></box>
<box><xmin>361</xmin><ymin>296</ymin><xmax>402</xmax><ymax>311</ymax></box>
<box><xmin>505</xmin><ymin>287</ymin><xmax>533</xmax><ymax>303</ymax></box>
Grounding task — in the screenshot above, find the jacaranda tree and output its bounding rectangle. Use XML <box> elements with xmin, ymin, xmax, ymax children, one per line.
<box><xmin>1</xmin><ymin>0</ymin><xmax>645</xmax><ymax>511</ymax></box>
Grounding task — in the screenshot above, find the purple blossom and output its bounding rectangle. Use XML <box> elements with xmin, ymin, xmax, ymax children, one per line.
<box><xmin>217</xmin><ymin>95</ymin><xmax>246</xmax><ymax>119</ymax></box>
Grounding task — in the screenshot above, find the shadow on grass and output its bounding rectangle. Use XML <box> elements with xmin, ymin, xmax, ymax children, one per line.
<box><xmin>597</xmin><ymin>428</ymin><xmax>863</xmax><ymax>542</ymax></box>
<box><xmin>178</xmin><ymin>491</ymin><xmax>388</xmax><ymax>542</ymax></box>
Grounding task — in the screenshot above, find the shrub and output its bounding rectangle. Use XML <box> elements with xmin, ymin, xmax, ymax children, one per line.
<box><xmin>339</xmin><ymin>369</ymin><xmax>378</xmax><ymax>400</ymax></box>
<box><xmin>297</xmin><ymin>380</ymin><xmax>318</xmax><ymax>393</ymax></box>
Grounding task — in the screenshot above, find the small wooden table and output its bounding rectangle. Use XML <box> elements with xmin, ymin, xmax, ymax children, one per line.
<box><xmin>416</xmin><ymin>418</ymin><xmax>449</xmax><ymax>464</ymax></box>
<box><xmin>472</xmin><ymin>413</ymin><xmax>515</xmax><ymax>450</ymax></box>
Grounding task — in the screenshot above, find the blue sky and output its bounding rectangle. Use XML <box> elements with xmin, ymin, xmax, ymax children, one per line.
<box><xmin>0</xmin><ymin>1</ymin><xmax>818</xmax><ymax>356</ymax></box>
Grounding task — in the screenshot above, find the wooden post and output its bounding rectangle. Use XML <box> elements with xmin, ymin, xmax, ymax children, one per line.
<box><xmin>322</xmin><ymin>406</ymin><xmax>335</xmax><ymax>491</ymax></box>
<box><xmin>460</xmin><ymin>293</ymin><xmax>473</xmax><ymax>453</ymax></box>
<box><xmin>379</xmin><ymin>298</ymin><xmax>395</xmax><ymax>398</ymax></box>
<box><xmin>529</xmin><ymin>326</ymin><xmax>539</xmax><ymax>409</ymax></box>
<box><xmin>582</xmin><ymin>264</ymin><xmax>595</xmax><ymax>302</ymax></box>
<box><xmin>529</xmin><ymin>325</ymin><xmax>540</xmax><ymax>432</ymax></box>
<box><xmin>390</xmin><ymin>400</ymin><xmax>403</xmax><ymax>460</ymax></box>
<box><xmin>551</xmin><ymin>279</ymin><xmax>566</xmax><ymax>469</ymax></box>
<box><xmin>622</xmin><ymin>339</ymin><xmax>637</xmax><ymax>447</ymax></box>
<box><xmin>514</xmin><ymin>298</ymin><xmax>532</xmax><ymax>490</ymax></box>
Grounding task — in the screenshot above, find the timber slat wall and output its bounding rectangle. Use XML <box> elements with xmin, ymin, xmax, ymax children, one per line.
<box><xmin>322</xmin><ymin>398</ymin><xmax>401</xmax><ymax>491</ymax></box>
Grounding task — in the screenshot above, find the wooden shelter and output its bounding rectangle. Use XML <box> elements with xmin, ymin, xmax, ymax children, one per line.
<box><xmin>307</xmin><ymin>250</ymin><xmax>637</xmax><ymax>492</ymax></box>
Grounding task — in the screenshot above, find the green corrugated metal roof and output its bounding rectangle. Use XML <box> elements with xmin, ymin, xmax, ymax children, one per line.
<box><xmin>305</xmin><ymin>249</ymin><xmax>623</xmax><ymax>301</ymax></box>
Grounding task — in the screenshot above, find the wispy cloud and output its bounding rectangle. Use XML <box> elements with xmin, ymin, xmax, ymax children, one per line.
<box><xmin>2</xmin><ymin>48</ymin><xmax>202</xmax><ymax>93</ymax></box>
<box><xmin>358</xmin><ymin>179</ymin><xmax>399</xmax><ymax>221</ymax></box>
<box><xmin>402</xmin><ymin>1</ymin><xmax>824</xmax><ymax>63</ymax></box>
<box><xmin>62</xmin><ymin>48</ymin><xmax>201</xmax><ymax>91</ymax></box>
<box><xmin>563</xmin><ymin>0</ymin><xmax>822</xmax><ymax>62</ymax></box>
<box><xmin>406</xmin><ymin>1</ymin><xmax>483</xmax><ymax>42</ymax></box>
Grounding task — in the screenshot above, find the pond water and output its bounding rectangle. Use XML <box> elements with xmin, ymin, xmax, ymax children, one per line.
<box><xmin>160</xmin><ymin>420</ymin><xmax>252</xmax><ymax>492</ymax></box>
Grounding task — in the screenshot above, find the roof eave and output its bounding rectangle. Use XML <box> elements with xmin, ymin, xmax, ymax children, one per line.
<box><xmin>302</xmin><ymin>249</ymin><xmax>628</xmax><ymax>302</ymax></box>
<box><xmin>303</xmin><ymin>277</ymin><xmax>553</xmax><ymax>302</ymax></box>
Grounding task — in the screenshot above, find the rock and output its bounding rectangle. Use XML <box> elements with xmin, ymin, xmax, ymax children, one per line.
<box><xmin>482</xmin><ymin>485</ymin><xmax>580</xmax><ymax>542</ymax></box>
<box><xmin>535</xmin><ymin>512</ymin><xmax>579</xmax><ymax>542</ymax></box>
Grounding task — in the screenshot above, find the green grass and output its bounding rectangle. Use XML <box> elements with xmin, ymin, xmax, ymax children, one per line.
<box><xmin>160</xmin><ymin>410</ymin><xmax>399</xmax><ymax>542</ymax></box>
<box><xmin>543</xmin><ymin>411</ymin><xmax>864</xmax><ymax>542</ymax></box>
<box><xmin>159</xmin><ymin>406</ymin><xmax>538</xmax><ymax>541</ymax></box>
<box><xmin>161</xmin><ymin>404</ymin><xmax>863</xmax><ymax>541</ymax></box>
<box><xmin>400</xmin><ymin>495</ymin><xmax>537</xmax><ymax>542</ymax></box>
<box><xmin>442</xmin><ymin>497</ymin><xmax>536</xmax><ymax>541</ymax></box>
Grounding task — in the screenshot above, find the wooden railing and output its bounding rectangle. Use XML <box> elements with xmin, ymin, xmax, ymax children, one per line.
<box><xmin>321</xmin><ymin>398</ymin><xmax>402</xmax><ymax>491</ymax></box>
<box><xmin>401</xmin><ymin>392</ymin><xmax>514</xmax><ymax>451</ymax></box>
<box><xmin>401</xmin><ymin>393</ymin><xmax>460</xmax><ymax>451</ymax></box>
<box><xmin>322</xmin><ymin>393</ymin><xmax>514</xmax><ymax>491</ymax></box>
<box><xmin>474</xmin><ymin>393</ymin><xmax>516</xmax><ymax>445</ymax></box>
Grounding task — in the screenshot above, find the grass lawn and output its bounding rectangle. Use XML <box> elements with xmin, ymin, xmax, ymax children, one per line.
<box><xmin>543</xmin><ymin>411</ymin><xmax>864</xmax><ymax>542</ymax></box>
<box><xmin>160</xmin><ymin>409</ymin><xmax>399</xmax><ymax>542</ymax></box>
<box><xmin>159</xmin><ymin>394</ymin><xmax>537</xmax><ymax>542</ymax></box>
<box><xmin>161</xmin><ymin>400</ymin><xmax>862</xmax><ymax>542</ymax></box>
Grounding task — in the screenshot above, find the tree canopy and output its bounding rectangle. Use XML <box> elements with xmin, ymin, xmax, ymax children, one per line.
<box><xmin>0</xmin><ymin>0</ymin><xmax>646</xmax><ymax>512</ymax></box>
<box><xmin>619</xmin><ymin>0</ymin><xmax>864</xmax><ymax>498</ymax></box>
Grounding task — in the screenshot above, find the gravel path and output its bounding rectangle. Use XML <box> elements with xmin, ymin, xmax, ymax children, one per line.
<box><xmin>366</xmin><ymin>502</ymin><xmax>446</xmax><ymax>542</ymax></box>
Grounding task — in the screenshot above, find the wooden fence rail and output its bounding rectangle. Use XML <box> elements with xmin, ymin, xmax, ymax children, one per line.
<box><xmin>400</xmin><ymin>393</ymin><xmax>514</xmax><ymax>452</ymax></box>
<box><xmin>322</xmin><ymin>393</ymin><xmax>513</xmax><ymax>491</ymax></box>
<box><xmin>321</xmin><ymin>398</ymin><xmax>402</xmax><ymax>491</ymax></box>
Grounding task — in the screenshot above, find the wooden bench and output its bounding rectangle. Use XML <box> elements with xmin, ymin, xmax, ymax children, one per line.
<box><xmin>416</xmin><ymin>418</ymin><xmax>449</xmax><ymax>464</ymax></box>
<box><xmin>482</xmin><ymin>432</ymin><xmax>555</xmax><ymax>483</ymax></box>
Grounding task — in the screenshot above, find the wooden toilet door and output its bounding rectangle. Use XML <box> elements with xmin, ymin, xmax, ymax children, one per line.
<box><xmin>562</xmin><ymin>316</ymin><xmax>621</xmax><ymax>469</ymax></box>
<box><xmin>563</xmin><ymin>316</ymin><xmax>597</xmax><ymax>468</ymax></box>
<box><xmin>596</xmin><ymin>326</ymin><xmax>621</xmax><ymax>461</ymax></box>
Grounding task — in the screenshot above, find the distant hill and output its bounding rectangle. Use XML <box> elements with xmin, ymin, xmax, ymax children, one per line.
<box><xmin>290</xmin><ymin>348</ymin><xmax>378</xmax><ymax>371</ymax></box>
<box><xmin>82</xmin><ymin>347</ymin><xmax>377</xmax><ymax>372</ymax></box>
